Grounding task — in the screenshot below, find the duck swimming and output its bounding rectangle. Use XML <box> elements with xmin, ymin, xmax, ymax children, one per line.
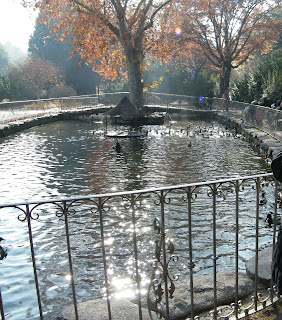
<box><xmin>114</xmin><ymin>141</ymin><xmax>122</xmax><ymax>151</ymax></box>
<box><xmin>0</xmin><ymin>237</ymin><xmax>7</xmax><ymax>260</ymax></box>
<box><xmin>259</xmin><ymin>192</ymin><xmax>267</xmax><ymax>205</ymax></box>
<box><xmin>266</xmin><ymin>213</ymin><xmax>273</xmax><ymax>227</ymax></box>
<box><xmin>266</xmin><ymin>213</ymin><xmax>281</xmax><ymax>227</ymax></box>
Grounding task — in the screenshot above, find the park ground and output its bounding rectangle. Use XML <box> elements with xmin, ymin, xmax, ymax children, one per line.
<box><xmin>249</xmin><ymin>300</ymin><xmax>282</xmax><ymax>320</ymax></box>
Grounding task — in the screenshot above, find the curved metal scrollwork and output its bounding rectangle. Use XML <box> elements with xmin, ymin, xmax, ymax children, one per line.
<box><xmin>0</xmin><ymin>173</ymin><xmax>279</xmax><ymax>320</ymax></box>
<box><xmin>149</xmin><ymin>239</ymin><xmax>179</xmax><ymax>318</ymax></box>
<box><xmin>149</xmin><ymin>211</ymin><xmax>180</xmax><ymax>319</ymax></box>
<box><xmin>216</xmin><ymin>301</ymin><xmax>241</xmax><ymax>319</ymax></box>
<box><xmin>153</xmin><ymin>190</ymin><xmax>171</xmax><ymax>206</ymax></box>
<box><xmin>16</xmin><ymin>205</ymin><xmax>39</xmax><ymax>222</ymax></box>
<box><xmin>153</xmin><ymin>218</ymin><xmax>161</xmax><ymax>235</ymax></box>
<box><xmin>206</xmin><ymin>181</ymin><xmax>237</xmax><ymax>201</ymax></box>
<box><xmin>241</xmin><ymin>295</ymin><xmax>255</xmax><ymax>317</ymax></box>
<box><xmin>257</xmin><ymin>286</ymin><xmax>277</xmax><ymax>309</ymax></box>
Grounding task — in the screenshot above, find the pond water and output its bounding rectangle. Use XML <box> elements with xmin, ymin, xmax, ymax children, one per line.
<box><xmin>0</xmin><ymin>116</ymin><xmax>273</xmax><ymax>319</ymax></box>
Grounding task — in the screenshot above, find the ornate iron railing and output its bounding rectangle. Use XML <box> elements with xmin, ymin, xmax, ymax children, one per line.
<box><xmin>0</xmin><ymin>173</ymin><xmax>281</xmax><ymax>320</ymax></box>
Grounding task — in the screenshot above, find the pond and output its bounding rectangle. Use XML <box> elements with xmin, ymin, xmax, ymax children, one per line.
<box><xmin>0</xmin><ymin>116</ymin><xmax>272</xmax><ymax>319</ymax></box>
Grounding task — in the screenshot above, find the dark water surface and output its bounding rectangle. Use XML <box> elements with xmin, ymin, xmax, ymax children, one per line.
<box><xmin>0</xmin><ymin>117</ymin><xmax>273</xmax><ymax>319</ymax></box>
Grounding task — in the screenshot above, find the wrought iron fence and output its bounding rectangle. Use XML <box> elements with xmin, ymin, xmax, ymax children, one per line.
<box><xmin>0</xmin><ymin>173</ymin><xmax>281</xmax><ymax>320</ymax></box>
<box><xmin>0</xmin><ymin>95</ymin><xmax>100</xmax><ymax>125</ymax></box>
<box><xmin>144</xmin><ymin>94</ymin><xmax>282</xmax><ymax>142</ymax></box>
<box><xmin>213</xmin><ymin>99</ymin><xmax>282</xmax><ymax>142</ymax></box>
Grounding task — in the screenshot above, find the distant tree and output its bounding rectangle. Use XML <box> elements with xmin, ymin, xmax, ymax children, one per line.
<box><xmin>49</xmin><ymin>82</ymin><xmax>76</xmax><ymax>98</ymax></box>
<box><xmin>251</xmin><ymin>57</ymin><xmax>282</xmax><ymax>101</ymax></box>
<box><xmin>13</xmin><ymin>57</ymin><xmax>62</xmax><ymax>99</ymax></box>
<box><xmin>9</xmin><ymin>71</ymin><xmax>36</xmax><ymax>100</ymax></box>
<box><xmin>231</xmin><ymin>55</ymin><xmax>282</xmax><ymax>102</ymax></box>
<box><xmin>232</xmin><ymin>74</ymin><xmax>253</xmax><ymax>102</ymax></box>
<box><xmin>143</xmin><ymin>60</ymin><xmax>217</xmax><ymax>96</ymax></box>
<box><xmin>270</xmin><ymin>6</ymin><xmax>282</xmax><ymax>57</ymax></box>
<box><xmin>0</xmin><ymin>76</ymin><xmax>11</xmax><ymax>101</ymax></box>
<box><xmin>171</xmin><ymin>0</ymin><xmax>281</xmax><ymax>98</ymax></box>
<box><xmin>0</xmin><ymin>44</ymin><xmax>9</xmax><ymax>76</ymax></box>
<box><xmin>26</xmin><ymin>0</ymin><xmax>172</xmax><ymax>108</ymax></box>
<box><xmin>28</xmin><ymin>20</ymin><xmax>99</xmax><ymax>95</ymax></box>
<box><xmin>2</xmin><ymin>42</ymin><xmax>26</xmax><ymax>64</ymax></box>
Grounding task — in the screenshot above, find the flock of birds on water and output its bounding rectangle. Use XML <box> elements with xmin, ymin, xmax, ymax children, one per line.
<box><xmin>106</xmin><ymin>123</ymin><xmax>242</xmax><ymax>145</ymax></box>
<box><xmin>109</xmin><ymin>123</ymin><xmax>241</xmax><ymax>150</ymax></box>
<box><xmin>101</xmin><ymin>122</ymin><xmax>282</xmax><ymax>229</ymax></box>
<box><xmin>143</xmin><ymin>123</ymin><xmax>241</xmax><ymax>141</ymax></box>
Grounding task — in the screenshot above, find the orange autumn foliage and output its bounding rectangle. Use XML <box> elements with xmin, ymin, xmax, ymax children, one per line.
<box><xmin>163</xmin><ymin>0</ymin><xmax>282</xmax><ymax>97</ymax></box>
<box><xmin>13</xmin><ymin>56</ymin><xmax>62</xmax><ymax>99</ymax></box>
<box><xmin>24</xmin><ymin>0</ymin><xmax>173</xmax><ymax>107</ymax></box>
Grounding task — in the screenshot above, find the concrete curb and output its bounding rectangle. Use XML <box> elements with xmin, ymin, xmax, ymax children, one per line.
<box><xmin>222</xmin><ymin>116</ymin><xmax>282</xmax><ymax>160</ymax></box>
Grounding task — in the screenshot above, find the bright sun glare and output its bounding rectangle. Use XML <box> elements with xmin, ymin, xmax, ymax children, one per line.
<box><xmin>0</xmin><ymin>0</ymin><xmax>37</xmax><ymax>52</ymax></box>
<box><xmin>175</xmin><ymin>27</ymin><xmax>183</xmax><ymax>37</ymax></box>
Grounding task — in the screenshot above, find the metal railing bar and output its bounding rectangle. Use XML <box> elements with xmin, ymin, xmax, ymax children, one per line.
<box><xmin>254</xmin><ymin>178</ymin><xmax>261</xmax><ymax>311</ymax></box>
<box><xmin>212</xmin><ymin>184</ymin><xmax>218</xmax><ymax>320</ymax></box>
<box><xmin>63</xmin><ymin>201</ymin><xmax>79</xmax><ymax>320</ymax></box>
<box><xmin>273</xmin><ymin>180</ymin><xmax>279</xmax><ymax>250</ymax></box>
<box><xmin>0</xmin><ymin>94</ymin><xmax>100</xmax><ymax>106</ymax></box>
<box><xmin>0</xmin><ymin>174</ymin><xmax>274</xmax><ymax>209</ymax></box>
<box><xmin>271</xmin><ymin>180</ymin><xmax>279</xmax><ymax>302</ymax></box>
<box><xmin>26</xmin><ymin>204</ymin><xmax>43</xmax><ymax>320</ymax></box>
<box><xmin>187</xmin><ymin>186</ymin><xmax>195</xmax><ymax>319</ymax></box>
<box><xmin>0</xmin><ymin>286</ymin><xmax>5</xmax><ymax>320</ymax></box>
<box><xmin>0</xmin><ymin>173</ymin><xmax>279</xmax><ymax>320</ymax></box>
<box><xmin>130</xmin><ymin>194</ymin><xmax>143</xmax><ymax>320</ymax></box>
<box><xmin>160</xmin><ymin>190</ymin><xmax>170</xmax><ymax>319</ymax></box>
<box><xmin>98</xmin><ymin>198</ymin><xmax>112</xmax><ymax>320</ymax></box>
<box><xmin>235</xmin><ymin>180</ymin><xmax>240</xmax><ymax>319</ymax></box>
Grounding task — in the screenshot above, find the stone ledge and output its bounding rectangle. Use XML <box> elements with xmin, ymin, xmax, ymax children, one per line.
<box><xmin>61</xmin><ymin>298</ymin><xmax>151</xmax><ymax>320</ymax></box>
<box><xmin>148</xmin><ymin>271</ymin><xmax>253</xmax><ymax>320</ymax></box>
<box><xmin>57</xmin><ymin>271</ymin><xmax>254</xmax><ymax>320</ymax></box>
<box><xmin>246</xmin><ymin>246</ymin><xmax>273</xmax><ymax>285</ymax></box>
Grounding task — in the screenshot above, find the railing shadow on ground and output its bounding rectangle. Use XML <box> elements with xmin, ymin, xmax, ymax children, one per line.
<box><xmin>0</xmin><ymin>173</ymin><xmax>281</xmax><ymax>320</ymax></box>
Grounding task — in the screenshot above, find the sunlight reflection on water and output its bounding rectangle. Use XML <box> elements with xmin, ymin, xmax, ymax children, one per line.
<box><xmin>0</xmin><ymin>117</ymin><xmax>272</xmax><ymax>319</ymax></box>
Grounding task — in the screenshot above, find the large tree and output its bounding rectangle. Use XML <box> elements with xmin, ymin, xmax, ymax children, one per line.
<box><xmin>171</xmin><ymin>0</ymin><xmax>281</xmax><ymax>98</ymax></box>
<box><xmin>25</xmin><ymin>0</ymin><xmax>172</xmax><ymax>108</ymax></box>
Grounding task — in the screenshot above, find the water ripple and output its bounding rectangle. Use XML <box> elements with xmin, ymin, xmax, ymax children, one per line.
<box><xmin>0</xmin><ymin>118</ymin><xmax>272</xmax><ymax>319</ymax></box>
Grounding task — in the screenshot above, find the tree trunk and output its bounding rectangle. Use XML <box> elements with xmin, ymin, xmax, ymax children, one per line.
<box><xmin>125</xmin><ymin>48</ymin><xmax>144</xmax><ymax>110</ymax></box>
<box><xmin>219</xmin><ymin>61</ymin><xmax>232</xmax><ymax>99</ymax></box>
<box><xmin>36</xmin><ymin>86</ymin><xmax>40</xmax><ymax>100</ymax></box>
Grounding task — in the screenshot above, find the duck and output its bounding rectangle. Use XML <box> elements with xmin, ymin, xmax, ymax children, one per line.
<box><xmin>0</xmin><ymin>237</ymin><xmax>7</xmax><ymax>260</ymax></box>
<box><xmin>259</xmin><ymin>192</ymin><xmax>267</xmax><ymax>205</ymax></box>
<box><xmin>113</xmin><ymin>141</ymin><xmax>122</xmax><ymax>151</ymax></box>
<box><xmin>266</xmin><ymin>213</ymin><xmax>281</xmax><ymax>227</ymax></box>
<box><xmin>266</xmin><ymin>213</ymin><xmax>274</xmax><ymax>227</ymax></box>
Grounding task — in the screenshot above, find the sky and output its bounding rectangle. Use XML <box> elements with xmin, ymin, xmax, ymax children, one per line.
<box><xmin>0</xmin><ymin>0</ymin><xmax>37</xmax><ymax>53</ymax></box>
